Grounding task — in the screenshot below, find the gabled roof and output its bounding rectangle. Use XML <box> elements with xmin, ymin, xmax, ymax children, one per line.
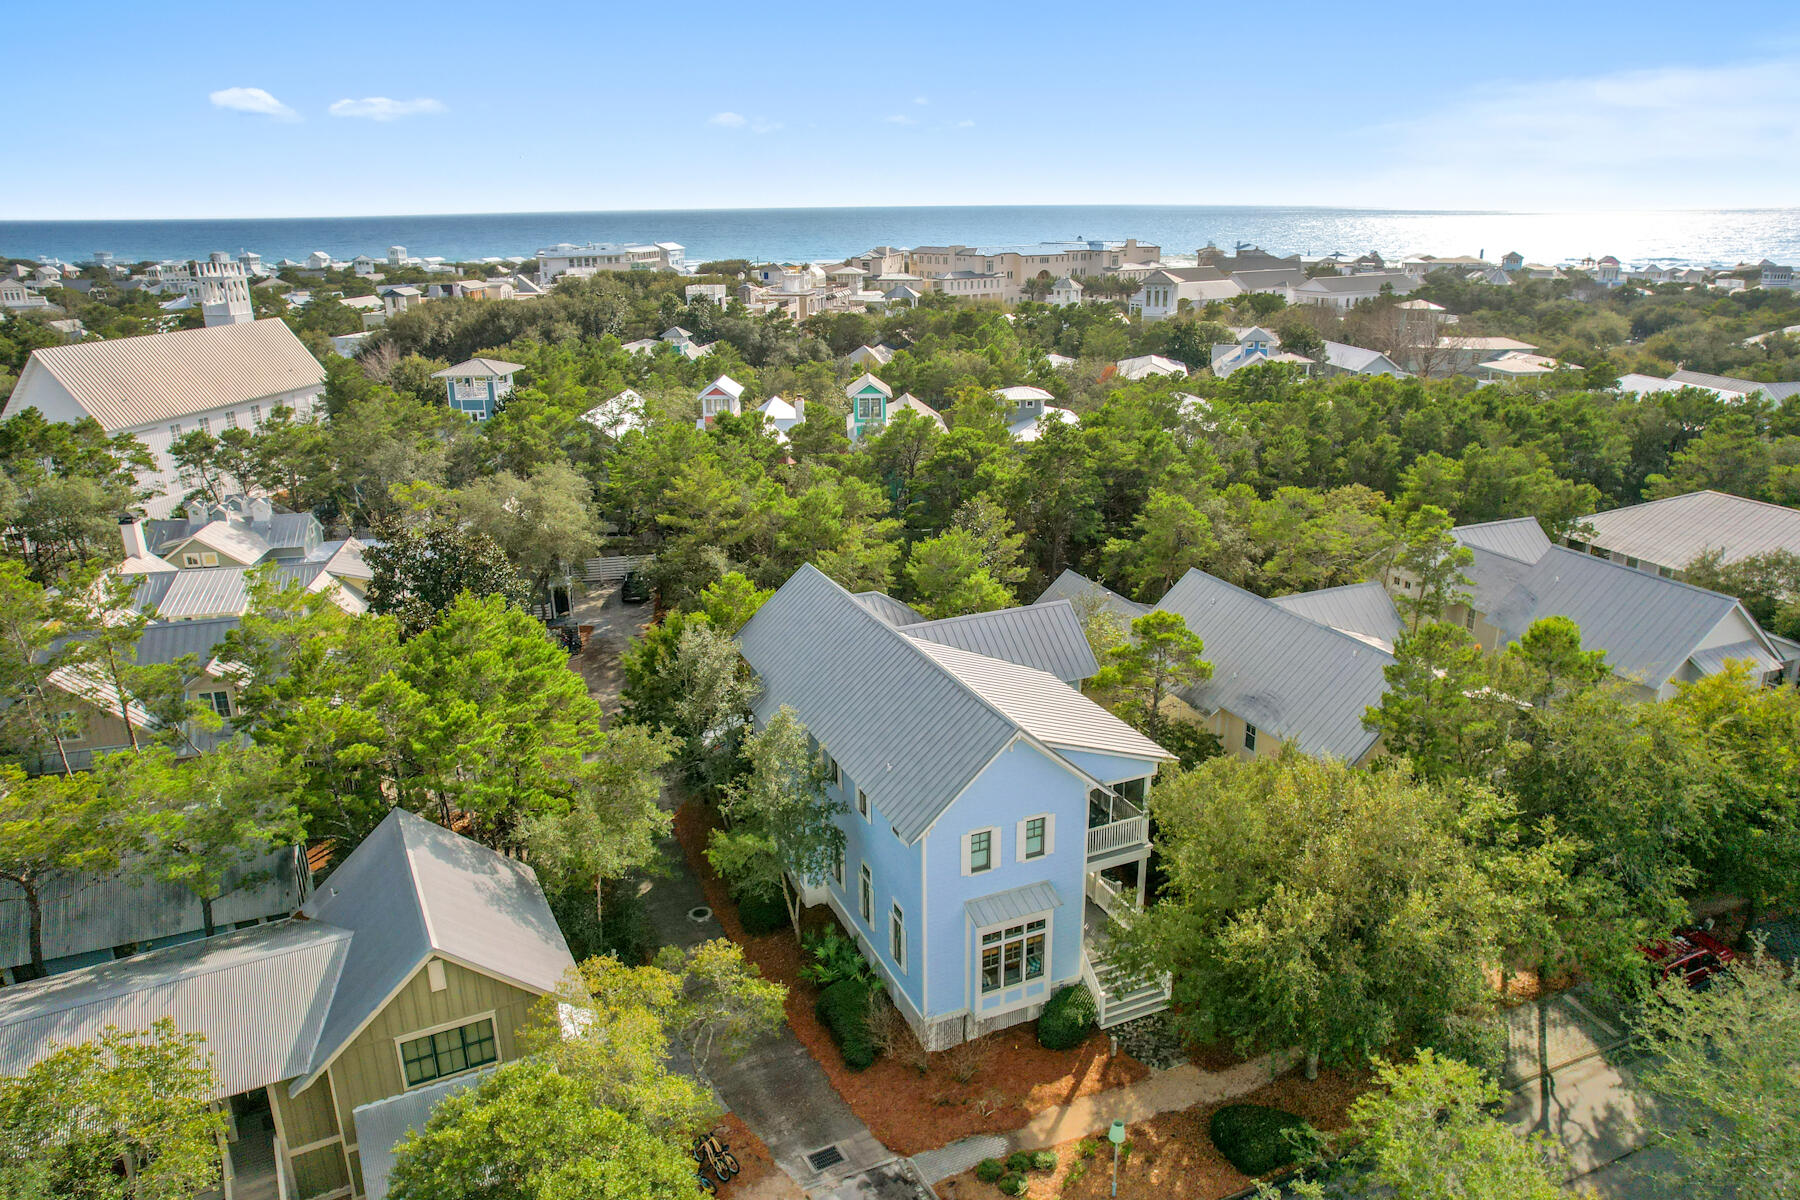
<box><xmin>854</xmin><ymin>591</ymin><xmax>926</xmax><ymax>626</ymax></box>
<box><xmin>294</xmin><ymin>809</ymin><xmax>573</xmax><ymax>1089</ymax></box>
<box><xmin>1667</xmin><ymin>369</ymin><xmax>1771</xmax><ymax>397</ymax></box>
<box><xmin>1270</xmin><ymin>582</ymin><xmax>1402</xmax><ymax>652</ymax></box>
<box><xmin>1479</xmin><ymin>544</ymin><xmax>1776</xmax><ymax>688</ymax></box>
<box><xmin>0</xmin><ymin>920</ymin><xmax>349</xmax><ymax>1101</ymax></box>
<box><xmin>757</xmin><ymin>395</ymin><xmax>799</xmax><ymax>421</ymax></box>
<box><xmin>910</xmin><ymin>640</ymin><xmax>1164</xmax><ymax>760</ymax></box>
<box><xmin>892</xmin><ymin>394</ymin><xmax>947</xmax><ymax>430</ymax></box>
<box><xmin>737</xmin><ymin>567</ymin><xmax>1165</xmax><ymax>842</ymax></box>
<box><xmin>1113</xmin><ymin>354</ymin><xmax>1188</xmax><ymax>380</ymax></box>
<box><xmin>1157</xmin><ymin>569</ymin><xmax>1393</xmax><ymax>762</ymax></box>
<box><xmin>1034</xmin><ymin>568</ymin><xmax>1149</xmax><ymax>624</ymax></box>
<box><xmin>1238</xmin><ymin>326</ymin><xmax>1280</xmax><ymax>344</ymax></box>
<box><xmin>7</xmin><ymin>319</ymin><xmax>325</xmax><ymax>429</ymax></box>
<box><xmin>1320</xmin><ymin>341</ymin><xmax>1406</xmax><ymax>376</ymax></box>
<box><xmin>432</xmin><ymin>357</ymin><xmax>524</xmax><ymax>379</ymax></box>
<box><xmin>1454</xmin><ymin>517</ymin><xmax>1553</xmax><ymax>563</ymax></box>
<box><xmin>1574</xmin><ymin>490</ymin><xmax>1800</xmax><ymax>568</ymax></box>
<box><xmin>699</xmin><ymin>374</ymin><xmax>745</xmax><ymax>399</ymax></box>
<box><xmin>900</xmin><ymin>600</ymin><xmax>1098</xmax><ymax>684</ymax></box>
<box><xmin>846</xmin><ymin>371</ymin><xmax>892</xmax><ymax>398</ymax></box>
<box><xmin>997</xmin><ymin>385</ymin><xmax>1054</xmax><ymax>402</ymax></box>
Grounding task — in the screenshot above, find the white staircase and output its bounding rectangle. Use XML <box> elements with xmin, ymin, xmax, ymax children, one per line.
<box><xmin>1081</xmin><ymin>945</ymin><xmax>1171</xmax><ymax>1028</ymax></box>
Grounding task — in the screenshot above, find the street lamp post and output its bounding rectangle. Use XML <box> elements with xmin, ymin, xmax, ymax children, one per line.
<box><xmin>1108</xmin><ymin>1119</ymin><xmax>1126</xmax><ymax>1197</ymax></box>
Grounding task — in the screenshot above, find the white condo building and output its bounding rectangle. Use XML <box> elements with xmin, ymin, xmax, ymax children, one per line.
<box><xmin>535</xmin><ymin>241</ymin><xmax>686</xmax><ymax>284</ymax></box>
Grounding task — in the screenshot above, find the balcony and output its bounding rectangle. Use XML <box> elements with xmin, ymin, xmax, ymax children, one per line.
<box><xmin>1085</xmin><ymin>789</ymin><xmax>1148</xmax><ymax>861</ymax></box>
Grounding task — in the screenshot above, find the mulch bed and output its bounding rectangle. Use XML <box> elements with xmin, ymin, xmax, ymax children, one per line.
<box><xmin>939</xmin><ymin>1067</ymin><xmax>1369</xmax><ymax>1200</ymax></box>
<box><xmin>711</xmin><ymin>1113</ymin><xmax>799</xmax><ymax>1200</ymax></box>
<box><xmin>673</xmin><ymin>801</ymin><xmax>1150</xmax><ymax>1156</ymax></box>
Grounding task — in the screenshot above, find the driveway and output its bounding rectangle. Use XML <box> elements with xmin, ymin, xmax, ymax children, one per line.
<box><xmin>567</xmin><ymin>582</ymin><xmax>652</xmax><ymax>714</ymax></box>
<box><xmin>637</xmin><ymin>831</ymin><xmax>899</xmax><ymax>1194</ymax></box>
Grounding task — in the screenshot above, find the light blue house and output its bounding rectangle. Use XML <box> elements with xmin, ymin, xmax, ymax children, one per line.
<box><xmin>737</xmin><ymin>566</ymin><xmax>1173</xmax><ymax>1048</ymax></box>
<box><xmin>430</xmin><ymin>356</ymin><xmax>524</xmax><ymax>421</ymax></box>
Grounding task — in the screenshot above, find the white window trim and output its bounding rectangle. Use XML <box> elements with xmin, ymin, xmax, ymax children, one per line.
<box><xmin>856</xmin><ymin>787</ymin><xmax>871</xmax><ymax>822</ymax></box>
<box><xmin>858</xmin><ymin>863</ymin><xmax>873</xmax><ymax>924</ymax></box>
<box><xmin>832</xmin><ymin>843</ymin><xmax>845</xmax><ymax>888</ymax></box>
<box><xmin>962</xmin><ymin>826</ymin><xmax>1000</xmax><ymax>876</ymax></box>
<box><xmin>975</xmin><ymin>910</ymin><xmax>1053</xmax><ymax>999</ymax></box>
<box><xmin>889</xmin><ymin>903</ymin><xmax>907</xmax><ymax>973</ymax></box>
<box><xmin>392</xmin><ymin>1008</ymin><xmax>500</xmax><ymax>1091</ymax></box>
<box><xmin>1015</xmin><ymin>814</ymin><xmax>1055</xmax><ymax>862</ymax></box>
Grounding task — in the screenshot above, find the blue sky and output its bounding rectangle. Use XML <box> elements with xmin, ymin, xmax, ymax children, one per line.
<box><xmin>9</xmin><ymin>0</ymin><xmax>1800</xmax><ymax>218</ymax></box>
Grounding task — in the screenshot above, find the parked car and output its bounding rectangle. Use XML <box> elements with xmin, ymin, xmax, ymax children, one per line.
<box><xmin>620</xmin><ymin>571</ymin><xmax>651</xmax><ymax>604</ymax></box>
<box><xmin>1642</xmin><ymin>927</ymin><xmax>1737</xmax><ymax>988</ymax></box>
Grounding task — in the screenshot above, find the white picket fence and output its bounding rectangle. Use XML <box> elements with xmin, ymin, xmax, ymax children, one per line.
<box><xmin>583</xmin><ymin>555</ymin><xmax>650</xmax><ymax>583</ymax></box>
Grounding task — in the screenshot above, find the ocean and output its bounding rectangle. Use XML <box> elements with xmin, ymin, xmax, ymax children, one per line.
<box><xmin>3</xmin><ymin>205</ymin><xmax>1798</xmax><ymax>271</ymax></box>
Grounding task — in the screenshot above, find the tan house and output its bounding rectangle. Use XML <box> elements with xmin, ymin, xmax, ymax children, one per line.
<box><xmin>0</xmin><ymin>809</ymin><xmax>576</xmax><ymax>1200</ymax></box>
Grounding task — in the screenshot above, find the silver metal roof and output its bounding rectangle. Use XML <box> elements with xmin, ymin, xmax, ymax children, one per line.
<box><xmin>853</xmin><ymin>591</ymin><xmax>925</xmax><ymax>627</ymax></box>
<box><xmin>910</xmin><ymin>640</ymin><xmax>1166</xmax><ymax>761</ymax></box>
<box><xmin>1688</xmin><ymin>639</ymin><xmax>1781</xmax><ymax>676</ymax></box>
<box><xmin>297</xmin><ymin>809</ymin><xmax>575</xmax><ymax>1085</ymax></box>
<box><xmin>965</xmin><ymin>881</ymin><xmax>1063</xmax><ymax>929</ymax></box>
<box><xmin>355</xmin><ymin>1067</ymin><xmax>496</xmax><ymax>1200</ymax></box>
<box><xmin>1157</xmin><ymin>569</ymin><xmax>1392</xmax><ymax>763</ymax></box>
<box><xmin>9</xmin><ymin>319</ymin><xmax>323</xmax><ymax>429</ymax></box>
<box><xmin>1573</xmin><ymin>491</ymin><xmax>1800</xmax><ymax>569</ymax></box>
<box><xmin>738</xmin><ymin>567</ymin><xmax>1163</xmax><ymax>843</ymax></box>
<box><xmin>0</xmin><ymin>920</ymin><xmax>349</xmax><ymax>1100</ymax></box>
<box><xmin>1</xmin><ymin>846</ymin><xmax>306</xmax><ymax>969</ymax></box>
<box><xmin>1453</xmin><ymin>517</ymin><xmax>1553</xmax><ymax>563</ymax></box>
<box><xmin>1034</xmin><ymin>569</ymin><xmax>1150</xmax><ymax>623</ymax></box>
<box><xmin>1270</xmin><ymin>582</ymin><xmax>1402</xmax><ymax>651</ymax></box>
<box><xmin>1482</xmin><ymin>545</ymin><xmax>1764</xmax><ymax>688</ymax></box>
<box><xmin>900</xmin><ymin>601</ymin><xmax>1098</xmax><ymax>683</ymax></box>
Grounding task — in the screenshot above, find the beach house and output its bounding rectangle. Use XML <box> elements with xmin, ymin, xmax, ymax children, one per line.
<box><xmin>737</xmin><ymin>567</ymin><xmax>1174</xmax><ymax>1048</ymax></box>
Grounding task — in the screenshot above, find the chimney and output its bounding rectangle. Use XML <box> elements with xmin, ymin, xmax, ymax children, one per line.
<box><xmin>794</xmin><ymin>397</ymin><xmax>806</xmax><ymax>423</ymax></box>
<box><xmin>119</xmin><ymin>514</ymin><xmax>149</xmax><ymax>560</ymax></box>
<box><xmin>249</xmin><ymin>496</ymin><xmax>273</xmax><ymax>525</ymax></box>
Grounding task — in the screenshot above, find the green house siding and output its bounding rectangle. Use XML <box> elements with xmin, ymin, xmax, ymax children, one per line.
<box><xmin>275</xmin><ymin>1075</ymin><xmax>341</xmax><ymax>1150</ymax></box>
<box><xmin>290</xmin><ymin>1143</ymin><xmax>351</xmax><ymax>1198</ymax></box>
<box><xmin>328</xmin><ymin>956</ymin><xmax>543</xmax><ymax>1161</ymax></box>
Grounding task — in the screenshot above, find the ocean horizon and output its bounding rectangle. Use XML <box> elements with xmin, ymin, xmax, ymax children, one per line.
<box><xmin>4</xmin><ymin>204</ymin><xmax>1798</xmax><ymax>272</ymax></box>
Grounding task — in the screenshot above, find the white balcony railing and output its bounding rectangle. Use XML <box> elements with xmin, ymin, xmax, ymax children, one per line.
<box><xmin>1086</xmin><ymin>815</ymin><xmax>1148</xmax><ymax>857</ymax></box>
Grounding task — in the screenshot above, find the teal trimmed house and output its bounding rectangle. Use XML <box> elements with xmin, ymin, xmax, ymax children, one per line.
<box><xmin>431</xmin><ymin>357</ymin><xmax>524</xmax><ymax>421</ymax></box>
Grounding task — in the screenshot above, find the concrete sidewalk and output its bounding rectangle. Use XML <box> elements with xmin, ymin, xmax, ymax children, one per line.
<box><xmin>912</xmin><ymin>1052</ymin><xmax>1291</xmax><ymax>1183</ymax></box>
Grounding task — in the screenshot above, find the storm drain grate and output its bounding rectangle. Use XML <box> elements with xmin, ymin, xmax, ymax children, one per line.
<box><xmin>806</xmin><ymin>1146</ymin><xmax>845</xmax><ymax>1172</ymax></box>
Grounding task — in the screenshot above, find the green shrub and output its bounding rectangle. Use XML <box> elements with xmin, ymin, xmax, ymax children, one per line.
<box><xmin>815</xmin><ymin>978</ymin><xmax>879</xmax><ymax>1070</ymax></box>
<box><xmin>997</xmin><ymin>1171</ymin><xmax>1028</xmax><ymax>1196</ymax></box>
<box><xmin>800</xmin><ymin>927</ymin><xmax>876</xmax><ymax>988</ymax></box>
<box><xmin>1029</xmin><ymin>1151</ymin><xmax>1057</xmax><ymax>1172</ymax></box>
<box><xmin>975</xmin><ymin>1159</ymin><xmax>1005</xmax><ymax>1184</ymax></box>
<box><xmin>1036</xmin><ymin>984</ymin><xmax>1097</xmax><ymax>1050</ymax></box>
<box><xmin>1077</xmin><ymin>1139</ymin><xmax>1099</xmax><ymax>1160</ymax></box>
<box><xmin>734</xmin><ymin>887</ymin><xmax>788</xmax><ymax>936</ymax></box>
<box><xmin>1005</xmin><ymin>1151</ymin><xmax>1033</xmax><ymax>1174</ymax></box>
<box><xmin>1208</xmin><ymin>1104</ymin><xmax>1318</xmax><ymax>1176</ymax></box>
<box><xmin>1063</xmin><ymin>1159</ymin><xmax>1089</xmax><ymax>1189</ymax></box>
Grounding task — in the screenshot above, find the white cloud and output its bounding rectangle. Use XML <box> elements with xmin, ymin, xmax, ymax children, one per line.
<box><xmin>328</xmin><ymin>97</ymin><xmax>447</xmax><ymax>121</ymax></box>
<box><xmin>208</xmin><ymin>87</ymin><xmax>299</xmax><ymax>122</ymax></box>
<box><xmin>1356</xmin><ymin>57</ymin><xmax>1800</xmax><ymax>208</ymax></box>
<box><xmin>913</xmin><ymin>95</ymin><xmax>929</xmax><ymax>106</ymax></box>
<box><xmin>883</xmin><ymin>114</ymin><xmax>917</xmax><ymax>125</ymax></box>
<box><xmin>709</xmin><ymin>111</ymin><xmax>781</xmax><ymax>133</ymax></box>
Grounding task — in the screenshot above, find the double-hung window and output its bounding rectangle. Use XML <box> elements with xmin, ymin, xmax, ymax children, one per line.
<box><xmin>1243</xmin><ymin>723</ymin><xmax>1257</xmax><ymax>753</ymax></box>
<box><xmin>832</xmin><ymin>843</ymin><xmax>845</xmax><ymax>888</ymax></box>
<box><xmin>856</xmin><ymin>788</ymin><xmax>870</xmax><ymax>820</ymax></box>
<box><xmin>398</xmin><ymin>1018</ymin><xmax>497</xmax><ymax>1088</ymax></box>
<box><xmin>858</xmin><ymin>864</ymin><xmax>873</xmax><ymax>924</ymax></box>
<box><xmin>1021</xmin><ymin>816</ymin><xmax>1049</xmax><ymax>860</ymax></box>
<box><xmin>979</xmin><ymin>918</ymin><xmax>1047</xmax><ymax>994</ymax></box>
<box><xmin>889</xmin><ymin>904</ymin><xmax>906</xmax><ymax>971</ymax></box>
<box><xmin>198</xmin><ymin>691</ymin><xmax>232</xmax><ymax>718</ymax></box>
<box><xmin>965</xmin><ymin>828</ymin><xmax>995</xmax><ymax>875</ymax></box>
